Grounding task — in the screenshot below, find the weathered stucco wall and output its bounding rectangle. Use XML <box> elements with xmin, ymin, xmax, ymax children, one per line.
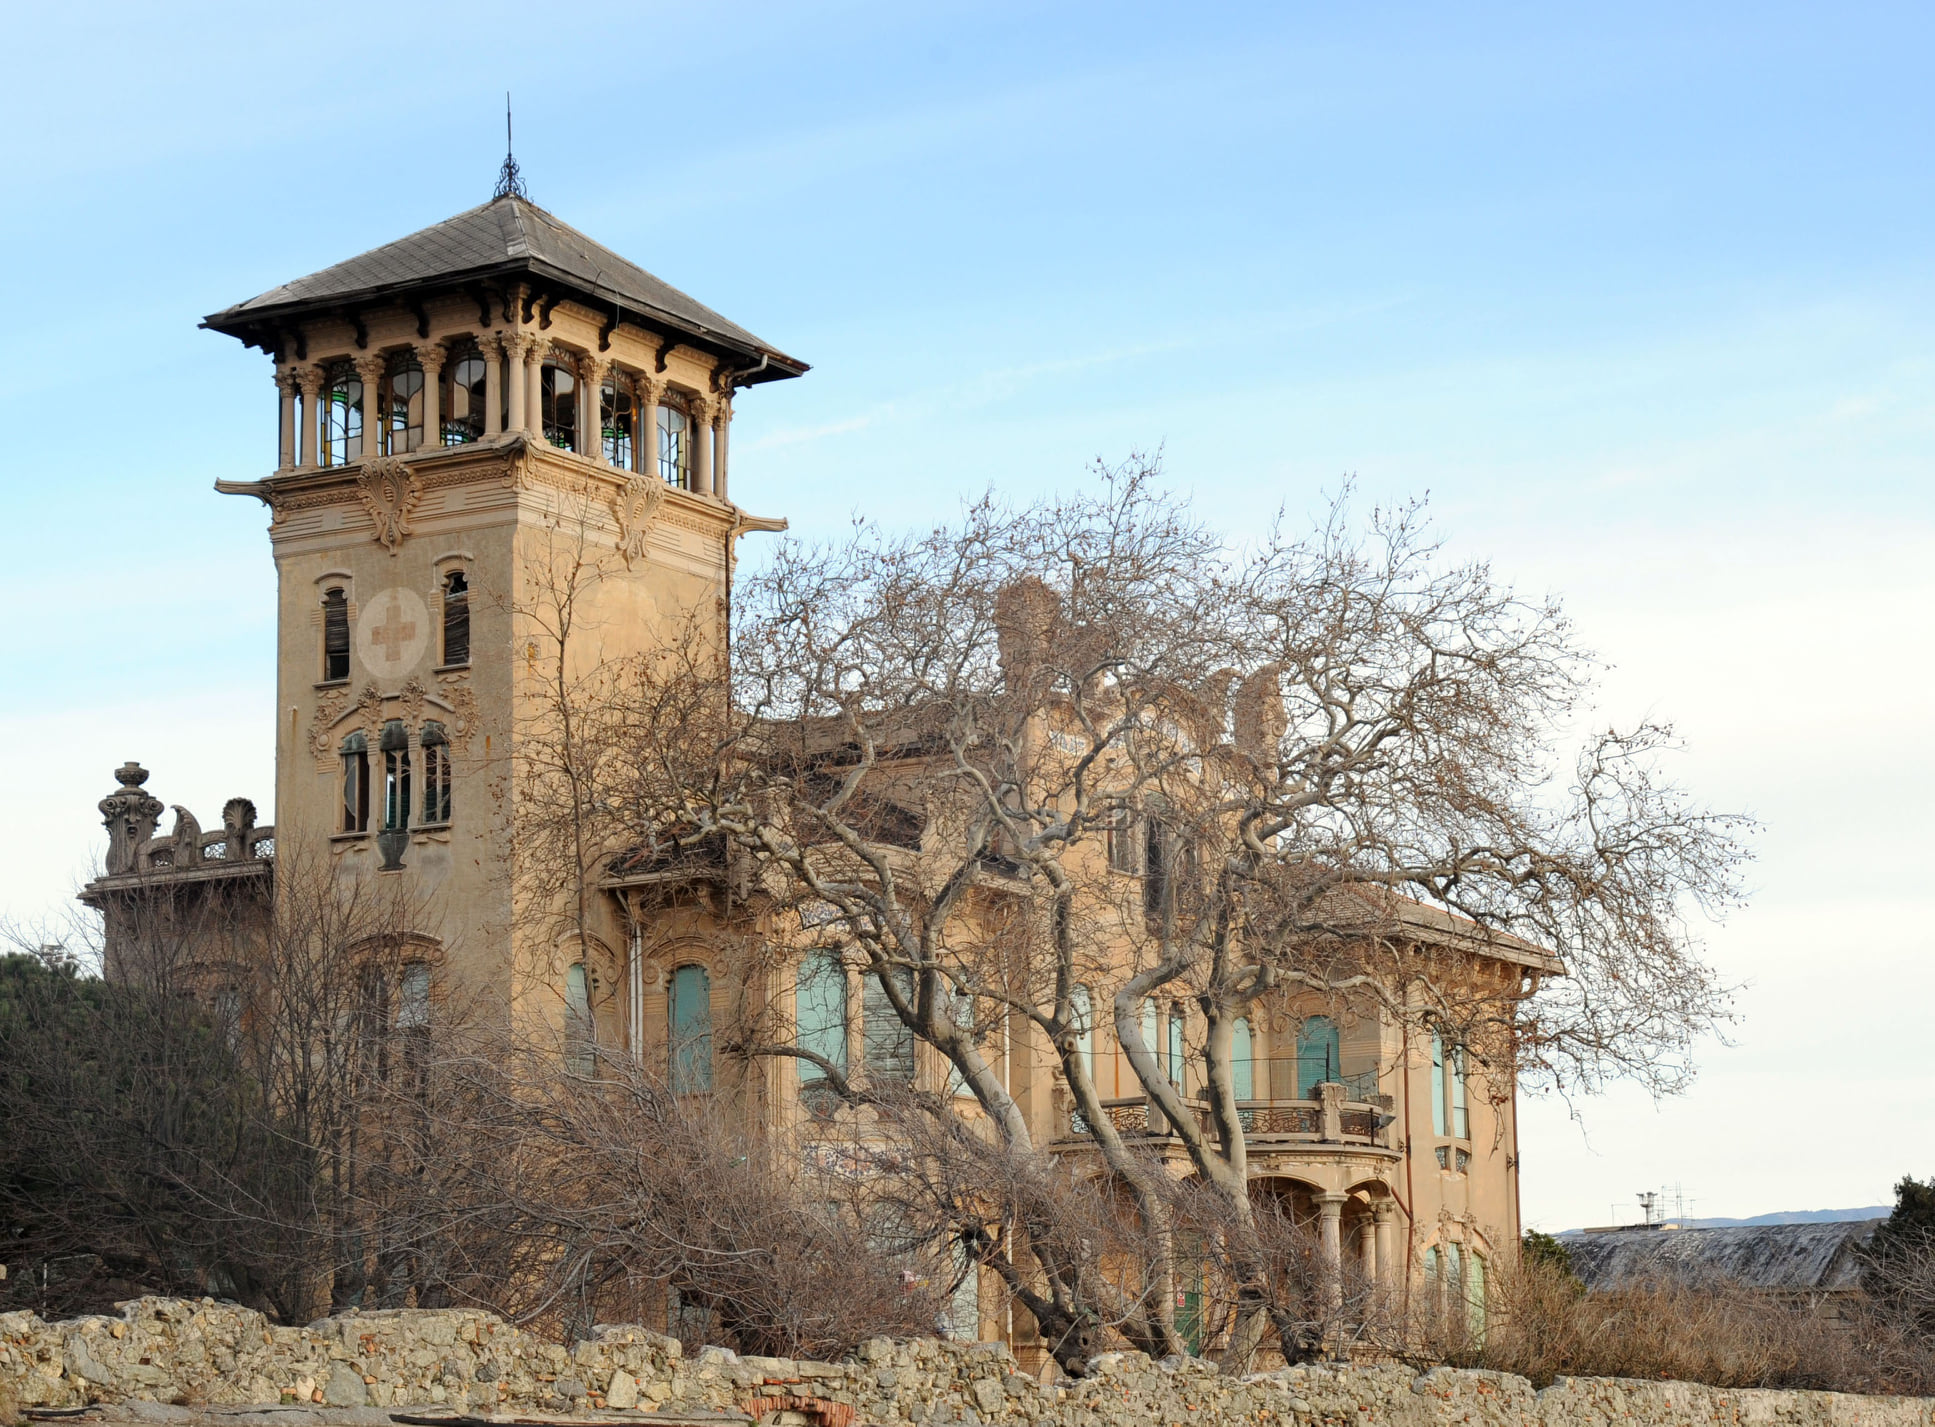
<box><xmin>4</xmin><ymin>1298</ymin><xmax>1931</xmax><ymax>1427</ymax></box>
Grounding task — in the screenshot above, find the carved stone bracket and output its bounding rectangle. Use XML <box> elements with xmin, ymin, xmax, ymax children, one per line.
<box><xmin>358</xmin><ymin>456</ymin><xmax>421</xmax><ymax>553</ymax></box>
<box><xmin>611</xmin><ymin>475</ymin><xmax>666</xmax><ymax>567</ymax></box>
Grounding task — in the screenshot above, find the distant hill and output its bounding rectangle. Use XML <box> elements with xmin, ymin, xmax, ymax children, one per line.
<box><xmin>1561</xmin><ymin>1206</ymin><xmax>1891</xmax><ymax>1234</ymax></box>
<box><xmin>1686</xmin><ymin>1207</ymin><xmax>1890</xmax><ymax>1228</ymax></box>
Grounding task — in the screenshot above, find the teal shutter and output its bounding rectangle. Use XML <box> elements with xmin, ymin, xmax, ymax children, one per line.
<box><xmin>669</xmin><ymin>963</ymin><xmax>713</xmax><ymax>1093</ymax></box>
<box><xmin>1232</xmin><ymin>1017</ymin><xmax>1254</xmax><ymax>1102</ymax></box>
<box><xmin>1297</xmin><ymin>1016</ymin><xmax>1340</xmax><ymax>1098</ymax></box>
<box><xmin>1430</xmin><ymin>1032</ymin><xmax>1447</xmax><ymax>1136</ymax></box>
<box><xmin>796</xmin><ymin>950</ymin><xmax>848</xmax><ymax>1081</ymax></box>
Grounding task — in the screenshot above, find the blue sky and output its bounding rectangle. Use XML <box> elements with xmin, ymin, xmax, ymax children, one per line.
<box><xmin>4</xmin><ymin>2</ymin><xmax>1932</xmax><ymax>1230</ymax></box>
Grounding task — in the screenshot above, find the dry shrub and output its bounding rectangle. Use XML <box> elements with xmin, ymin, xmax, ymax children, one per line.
<box><xmin>1441</xmin><ymin>1253</ymin><xmax>1880</xmax><ymax>1392</ymax></box>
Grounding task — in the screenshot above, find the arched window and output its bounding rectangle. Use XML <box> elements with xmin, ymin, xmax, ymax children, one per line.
<box><xmin>420</xmin><ymin>722</ymin><xmax>451</xmax><ymax>824</ymax></box>
<box><xmin>441</xmin><ymin>570</ymin><xmax>470</xmax><ymax>667</ymax></box>
<box><xmin>1431</xmin><ymin>1030</ymin><xmax>1470</xmax><ymax>1138</ymax></box>
<box><xmin>657</xmin><ymin>398</ymin><xmax>690</xmax><ymax>487</ymax></box>
<box><xmin>1069</xmin><ymin>985</ymin><xmax>1096</xmax><ymax>1087</ymax></box>
<box><xmin>540</xmin><ymin>353</ymin><xmax>578</xmax><ymax>450</ymax></box>
<box><xmin>669</xmin><ymin>962</ymin><xmax>713</xmax><ymax>1093</ymax></box>
<box><xmin>323</xmin><ymin>361</ymin><xmax>362</xmax><ymax>466</ymax></box>
<box><xmin>443</xmin><ymin>347</ymin><xmax>488</xmax><ymax>445</ymax></box>
<box><xmin>565</xmin><ymin>962</ymin><xmax>594</xmax><ymax>1075</ymax></box>
<box><xmin>601</xmin><ymin>370</ymin><xmax>636</xmax><ymax>468</ymax></box>
<box><xmin>1425</xmin><ymin>1245</ymin><xmax>1442</xmax><ymax>1283</ymax></box>
<box><xmin>1297</xmin><ymin>1015</ymin><xmax>1340</xmax><ymax>1098</ymax></box>
<box><xmin>322</xmin><ymin>587</ymin><xmax>350</xmax><ymax>681</ymax></box>
<box><xmin>380</xmin><ymin>721</ymin><xmax>411</xmax><ymax>831</ymax></box>
<box><xmin>340</xmin><ymin>731</ymin><xmax>369</xmax><ymax>833</ymax></box>
<box><xmin>383</xmin><ymin>352</ymin><xmax>425</xmax><ymax>455</ymax></box>
<box><xmin>1232</xmin><ymin>1016</ymin><xmax>1254</xmax><ymax>1102</ymax></box>
<box><xmin>796</xmin><ymin>949</ymin><xmax>848</xmax><ymax>1083</ymax></box>
<box><xmin>946</xmin><ymin>1240</ymin><xmax>980</xmax><ymax>1341</ymax></box>
<box><xmin>1468</xmin><ymin>1253</ymin><xmax>1487</xmax><ymax>1336</ymax></box>
<box><xmin>862</xmin><ymin>966</ymin><xmax>915</xmax><ymax>1084</ymax></box>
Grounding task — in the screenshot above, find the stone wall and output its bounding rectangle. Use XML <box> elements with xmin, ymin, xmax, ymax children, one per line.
<box><xmin>4</xmin><ymin>1298</ymin><xmax>1932</xmax><ymax>1427</ymax></box>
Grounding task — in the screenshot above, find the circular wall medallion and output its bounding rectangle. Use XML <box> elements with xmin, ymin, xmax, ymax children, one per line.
<box><xmin>357</xmin><ymin>586</ymin><xmax>430</xmax><ymax>677</ymax></box>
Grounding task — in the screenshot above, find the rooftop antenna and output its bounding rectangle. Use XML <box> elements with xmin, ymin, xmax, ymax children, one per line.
<box><xmin>493</xmin><ymin>91</ymin><xmax>528</xmax><ymax>201</ymax></box>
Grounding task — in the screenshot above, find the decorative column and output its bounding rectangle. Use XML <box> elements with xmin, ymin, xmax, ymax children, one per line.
<box><xmin>712</xmin><ymin>392</ymin><xmax>731</xmax><ymax>500</ymax></box>
<box><xmin>416</xmin><ymin>341</ymin><xmax>445</xmax><ymax>453</ymax></box>
<box><xmin>504</xmin><ymin>335</ymin><xmax>529</xmax><ymax>435</ymax></box>
<box><xmin>298</xmin><ymin>366</ymin><xmax>324</xmax><ymax>469</ymax></box>
<box><xmin>580</xmin><ymin>354</ymin><xmax>610</xmax><ymax>462</ymax></box>
<box><xmin>354</xmin><ymin>354</ymin><xmax>388</xmax><ymax>461</ymax></box>
<box><xmin>483</xmin><ymin>335</ymin><xmax>504</xmax><ymax>436</ymax></box>
<box><xmin>1358</xmin><ymin>1215</ymin><xmax>1378</xmax><ymax>1284</ymax></box>
<box><xmin>1373</xmin><ymin>1201</ymin><xmax>1400</xmax><ymax>1291</ymax></box>
<box><xmin>690</xmin><ymin>394</ymin><xmax>714</xmax><ymax>496</ymax></box>
<box><xmin>1315</xmin><ymin>1192</ymin><xmax>1347</xmax><ymax>1309</ymax></box>
<box><xmin>525</xmin><ymin>340</ymin><xmax>545</xmax><ymax>437</ymax></box>
<box><xmin>636</xmin><ymin>373</ymin><xmax>662</xmax><ymax>477</ymax></box>
<box><xmin>98</xmin><ymin>762</ymin><xmax>164</xmax><ymax>876</ymax></box>
<box><xmin>275</xmin><ymin>369</ymin><xmax>298</xmax><ymax>471</ymax></box>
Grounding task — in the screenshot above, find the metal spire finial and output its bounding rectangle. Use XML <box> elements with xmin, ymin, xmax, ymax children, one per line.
<box><xmin>494</xmin><ymin>92</ymin><xmax>528</xmax><ymax>201</ymax></box>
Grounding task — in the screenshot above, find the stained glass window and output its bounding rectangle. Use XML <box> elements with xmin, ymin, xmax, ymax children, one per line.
<box><xmin>324</xmin><ymin>362</ymin><xmax>362</xmax><ymax>466</ymax></box>
<box><xmin>657</xmin><ymin>400</ymin><xmax>689</xmax><ymax>487</ymax></box>
<box><xmin>443</xmin><ymin>349</ymin><xmax>488</xmax><ymax>445</ymax></box>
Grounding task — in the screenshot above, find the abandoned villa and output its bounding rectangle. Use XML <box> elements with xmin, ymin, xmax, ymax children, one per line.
<box><xmin>76</xmin><ymin>178</ymin><xmax>1560</xmax><ymax>1363</ymax></box>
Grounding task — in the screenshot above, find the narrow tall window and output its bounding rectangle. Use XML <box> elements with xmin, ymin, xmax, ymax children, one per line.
<box><xmin>601</xmin><ymin>370</ymin><xmax>636</xmax><ymax>468</ymax></box>
<box><xmin>323</xmin><ymin>361</ymin><xmax>362</xmax><ymax>466</ymax></box>
<box><xmin>862</xmin><ymin>967</ymin><xmax>915</xmax><ymax>1084</ymax></box>
<box><xmin>420</xmin><ymin>722</ymin><xmax>451</xmax><ymax>824</ymax></box>
<box><xmin>541</xmin><ymin>355</ymin><xmax>577</xmax><ymax>449</ymax></box>
<box><xmin>1070</xmin><ymin>984</ymin><xmax>1095</xmax><ymax>1088</ymax></box>
<box><xmin>1232</xmin><ymin>1017</ymin><xmax>1254</xmax><ymax>1102</ymax></box>
<box><xmin>1107</xmin><ymin>813</ymin><xmax>1141</xmax><ymax>874</ymax></box>
<box><xmin>1449</xmin><ymin>1042</ymin><xmax>1469</xmax><ymax>1139</ymax></box>
<box><xmin>443</xmin><ymin>349</ymin><xmax>487</xmax><ymax>445</ymax></box>
<box><xmin>1166</xmin><ymin>1001</ymin><xmax>1186</xmax><ymax>1089</ymax></box>
<box><xmin>1142</xmin><ymin>820</ymin><xmax>1169</xmax><ymax>919</ymax></box>
<box><xmin>565</xmin><ymin>962</ymin><xmax>594</xmax><ymax>1075</ymax></box>
<box><xmin>1140</xmin><ymin>997</ymin><xmax>1159</xmax><ymax>1070</ymax></box>
<box><xmin>384</xmin><ymin>352</ymin><xmax>425</xmax><ymax>454</ymax></box>
<box><xmin>398</xmin><ymin>962</ymin><xmax>431</xmax><ymax>1030</ymax></box>
<box><xmin>1297</xmin><ymin>1015</ymin><xmax>1340</xmax><ymax>1098</ymax></box>
<box><xmin>657</xmin><ymin>400</ymin><xmax>689</xmax><ymax>487</ymax></box>
<box><xmin>796</xmin><ymin>949</ymin><xmax>849</xmax><ymax>1084</ymax></box>
<box><xmin>380</xmin><ymin>720</ymin><xmax>411</xmax><ymax>831</ymax></box>
<box><xmin>322</xmin><ymin>587</ymin><xmax>350</xmax><ymax>681</ymax></box>
<box><xmin>441</xmin><ymin>570</ymin><xmax>470</xmax><ymax>666</ymax></box>
<box><xmin>1431</xmin><ymin>1031</ymin><xmax>1448</xmax><ymax>1136</ymax></box>
<box><xmin>669</xmin><ymin>963</ymin><xmax>713</xmax><ymax>1093</ymax></box>
<box><xmin>340</xmin><ymin>731</ymin><xmax>369</xmax><ymax>833</ymax></box>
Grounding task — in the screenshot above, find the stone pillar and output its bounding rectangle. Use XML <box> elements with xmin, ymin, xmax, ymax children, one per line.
<box><xmin>298</xmin><ymin>366</ymin><xmax>323</xmax><ymax>469</ymax></box>
<box><xmin>636</xmin><ymin>374</ymin><xmax>662</xmax><ymax>477</ymax></box>
<box><xmin>525</xmin><ymin>341</ymin><xmax>545</xmax><ymax>437</ymax></box>
<box><xmin>1373</xmin><ymin>1201</ymin><xmax>1400</xmax><ymax>1290</ymax></box>
<box><xmin>483</xmin><ymin>336</ymin><xmax>504</xmax><ymax>437</ymax></box>
<box><xmin>417</xmin><ymin>342</ymin><xmax>445</xmax><ymax>453</ymax></box>
<box><xmin>1316</xmin><ymin>1192</ymin><xmax>1347</xmax><ymax>1309</ymax></box>
<box><xmin>1358</xmin><ymin>1215</ymin><xmax>1378</xmax><ymax>1284</ymax></box>
<box><xmin>354</xmin><ymin>354</ymin><xmax>388</xmax><ymax>461</ymax></box>
<box><xmin>275</xmin><ymin>369</ymin><xmax>297</xmax><ymax>471</ymax></box>
<box><xmin>581</xmin><ymin>354</ymin><xmax>609</xmax><ymax>462</ymax></box>
<box><xmin>504</xmin><ymin>336</ymin><xmax>528</xmax><ymax>435</ymax></box>
<box><xmin>691</xmin><ymin>394</ymin><xmax>714</xmax><ymax>496</ymax></box>
<box><xmin>1318</xmin><ymin>1079</ymin><xmax>1345</xmax><ymax>1142</ymax></box>
<box><xmin>713</xmin><ymin>393</ymin><xmax>731</xmax><ymax>500</ymax></box>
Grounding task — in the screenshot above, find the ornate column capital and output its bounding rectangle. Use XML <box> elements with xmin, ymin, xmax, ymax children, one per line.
<box><xmin>293</xmin><ymin>364</ymin><xmax>324</xmax><ymax>396</ymax></box>
<box><xmin>580</xmin><ymin>350</ymin><xmax>611</xmax><ymax>383</ymax></box>
<box><xmin>414</xmin><ymin>340</ymin><xmax>447</xmax><ymax>375</ymax></box>
<box><xmin>353</xmin><ymin>351</ymin><xmax>388</xmax><ymax>385</ymax></box>
<box><xmin>688</xmin><ymin>391</ymin><xmax>715</xmax><ymax>424</ymax></box>
<box><xmin>633</xmin><ymin>370</ymin><xmax>662</xmax><ymax>406</ymax></box>
<box><xmin>275</xmin><ymin>365</ymin><xmax>306</xmax><ymax>394</ymax></box>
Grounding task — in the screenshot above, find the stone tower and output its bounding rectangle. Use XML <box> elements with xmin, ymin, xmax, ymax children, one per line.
<box><xmin>199</xmin><ymin>190</ymin><xmax>805</xmax><ymax>1014</ymax></box>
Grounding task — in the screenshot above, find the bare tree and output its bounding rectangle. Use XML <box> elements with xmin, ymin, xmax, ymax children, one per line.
<box><xmin>505</xmin><ymin>459</ymin><xmax>1749</xmax><ymax>1371</ymax></box>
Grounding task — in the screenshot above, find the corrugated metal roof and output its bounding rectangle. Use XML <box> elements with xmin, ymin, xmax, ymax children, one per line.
<box><xmin>203</xmin><ymin>196</ymin><xmax>803</xmax><ymax>374</ymax></box>
<box><xmin>1566</xmin><ymin>1221</ymin><xmax>1879</xmax><ymax>1293</ymax></box>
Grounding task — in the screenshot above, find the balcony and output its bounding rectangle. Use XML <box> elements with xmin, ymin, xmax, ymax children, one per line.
<box><xmin>1065</xmin><ymin>1087</ymin><xmax>1396</xmax><ymax>1152</ymax></box>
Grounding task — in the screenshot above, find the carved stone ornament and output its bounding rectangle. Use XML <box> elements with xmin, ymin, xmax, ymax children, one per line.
<box><xmin>357</xmin><ymin>456</ymin><xmax>421</xmax><ymax>554</ymax></box>
<box><xmin>612</xmin><ymin>475</ymin><xmax>666</xmax><ymax>567</ymax></box>
<box><xmin>310</xmin><ymin>685</ymin><xmax>353</xmax><ymax>761</ymax></box>
<box><xmin>401</xmin><ymin>675</ymin><xmax>428</xmax><ymax>725</ymax></box>
<box><xmin>436</xmin><ymin>674</ymin><xmax>480</xmax><ymax>746</ymax></box>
